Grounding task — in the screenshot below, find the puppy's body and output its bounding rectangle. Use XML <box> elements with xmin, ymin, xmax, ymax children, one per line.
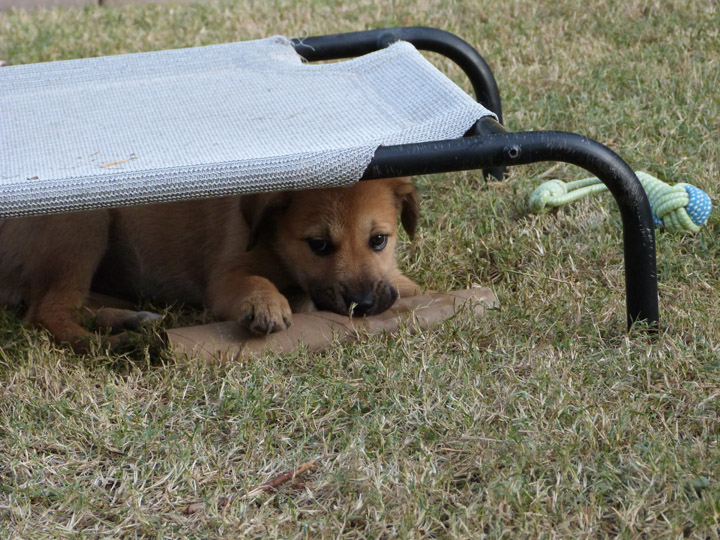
<box><xmin>0</xmin><ymin>178</ymin><xmax>420</xmax><ymax>350</ymax></box>
<box><xmin>93</xmin><ymin>197</ymin><xmax>291</xmax><ymax>305</ymax></box>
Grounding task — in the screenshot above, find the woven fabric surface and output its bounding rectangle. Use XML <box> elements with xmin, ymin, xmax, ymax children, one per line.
<box><xmin>1</xmin><ymin>37</ymin><xmax>494</xmax><ymax>218</ymax></box>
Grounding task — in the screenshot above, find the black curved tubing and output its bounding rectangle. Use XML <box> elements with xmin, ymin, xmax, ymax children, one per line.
<box><xmin>361</xmin><ymin>129</ymin><xmax>659</xmax><ymax>330</ymax></box>
<box><xmin>291</xmin><ymin>26</ymin><xmax>503</xmax><ymax>122</ymax></box>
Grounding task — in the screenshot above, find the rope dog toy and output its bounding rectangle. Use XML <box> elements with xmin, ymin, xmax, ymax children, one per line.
<box><xmin>529</xmin><ymin>171</ymin><xmax>712</xmax><ymax>233</ymax></box>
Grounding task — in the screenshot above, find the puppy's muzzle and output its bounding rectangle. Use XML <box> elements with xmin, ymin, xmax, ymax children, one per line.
<box><xmin>310</xmin><ymin>281</ymin><xmax>398</xmax><ymax>317</ymax></box>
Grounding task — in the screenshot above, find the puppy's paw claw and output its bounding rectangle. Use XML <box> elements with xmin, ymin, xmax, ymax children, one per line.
<box><xmin>236</xmin><ymin>294</ymin><xmax>292</xmax><ymax>335</ymax></box>
<box><xmin>249</xmin><ymin>315</ymin><xmax>292</xmax><ymax>335</ymax></box>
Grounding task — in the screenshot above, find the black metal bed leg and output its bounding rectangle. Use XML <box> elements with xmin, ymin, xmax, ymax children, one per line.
<box><xmin>499</xmin><ymin>131</ymin><xmax>659</xmax><ymax>331</ymax></box>
<box><xmin>362</xmin><ymin>129</ymin><xmax>660</xmax><ymax>331</ymax></box>
<box><xmin>470</xmin><ymin>118</ymin><xmax>508</xmax><ymax>182</ymax></box>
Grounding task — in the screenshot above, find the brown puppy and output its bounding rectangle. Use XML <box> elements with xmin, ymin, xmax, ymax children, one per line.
<box><xmin>0</xmin><ymin>178</ymin><xmax>421</xmax><ymax>350</ymax></box>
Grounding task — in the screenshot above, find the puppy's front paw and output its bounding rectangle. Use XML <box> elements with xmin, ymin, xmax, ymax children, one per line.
<box><xmin>235</xmin><ymin>291</ymin><xmax>292</xmax><ymax>335</ymax></box>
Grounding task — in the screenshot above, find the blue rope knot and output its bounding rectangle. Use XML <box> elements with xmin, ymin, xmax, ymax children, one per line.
<box><xmin>637</xmin><ymin>173</ymin><xmax>713</xmax><ymax>233</ymax></box>
<box><xmin>683</xmin><ymin>184</ymin><xmax>713</xmax><ymax>226</ymax></box>
<box><xmin>528</xmin><ymin>171</ymin><xmax>712</xmax><ymax>234</ymax></box>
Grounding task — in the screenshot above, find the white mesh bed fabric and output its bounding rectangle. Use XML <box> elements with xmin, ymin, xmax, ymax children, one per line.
<box><xmin>1</xmin><ymin>36</ymin><xmax>495</xmax><ymax>218</ymax></box>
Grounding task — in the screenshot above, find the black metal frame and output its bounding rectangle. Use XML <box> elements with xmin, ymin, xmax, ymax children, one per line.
<box><xmin>292</xmin><ymin>26</ymin><xmax>659</xmax><ymax>331</ymax></box>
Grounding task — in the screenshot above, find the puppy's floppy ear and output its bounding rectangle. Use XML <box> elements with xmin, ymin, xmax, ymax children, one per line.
<box><xmin>240</xmin><ymin>191</ymin><xmax>291</xmax><ymax>251</ymax></box>
<box><xmin>390</xmin><ymin>177</ymin><xmax>419</xmax><ymax>239</ymax></box>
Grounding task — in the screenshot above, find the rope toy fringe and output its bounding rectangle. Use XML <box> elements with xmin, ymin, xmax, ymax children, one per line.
<box><xmin>529</xmin><ymin>171</ymin><xmax>712</xmax><ymax>233</ymax></box>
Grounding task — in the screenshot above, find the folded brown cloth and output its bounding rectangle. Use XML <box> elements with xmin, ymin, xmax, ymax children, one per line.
<box><xmin>167</xmin><ymin>287</ymin><xmax>498</xmax><ymax>361</ymax></box>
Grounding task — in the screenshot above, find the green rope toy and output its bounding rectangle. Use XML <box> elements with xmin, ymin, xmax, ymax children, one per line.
<box><xmin>529</xmin><ymin>171</ymin><xmax>712</xmax><ymax>233</ymax></box>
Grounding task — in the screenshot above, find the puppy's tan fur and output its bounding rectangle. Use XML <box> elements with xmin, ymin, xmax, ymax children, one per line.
<box><xmin>0</xmin><ymin>178</ymin><xmax>421</xmax><ymax>350</ymax></box>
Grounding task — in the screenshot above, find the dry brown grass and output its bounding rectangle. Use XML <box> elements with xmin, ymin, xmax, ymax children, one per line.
<box><xmin>1</xmin><ymin>0</ymin><xmax>719</xmax><ymax>538</ymax></box>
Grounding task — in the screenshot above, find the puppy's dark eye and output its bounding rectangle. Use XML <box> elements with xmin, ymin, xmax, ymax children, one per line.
<box><xmin>369</xmin><ymin>234</ymin><xmax>388</xmax><ymax>251</ymax></box>
<box><xmin>307</xmin><ymin>237</ymin><xmax>334</xmax><ymax>256</ymax></box>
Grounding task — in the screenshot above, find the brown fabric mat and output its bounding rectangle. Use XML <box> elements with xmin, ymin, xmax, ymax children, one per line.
<box><xmin>167</xmin><ymin>287</ymin><xmax>498</xmax><ymax>361</ymax></box>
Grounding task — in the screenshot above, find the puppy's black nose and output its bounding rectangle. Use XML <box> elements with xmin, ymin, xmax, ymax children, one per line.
<box><xmin>345</xmin><ymin>292</ymin><xmax>376</xmax><ymax>317</ymax></box>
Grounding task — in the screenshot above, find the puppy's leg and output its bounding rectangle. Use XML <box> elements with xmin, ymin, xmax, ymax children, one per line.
<box><xmin>85</xmin><ymin>306</ymin><xmax>163</xmax><ymax>332</ymax></box>
<box><xmin>207</xmin><ymin>271</ymin><xmax>292</xmax><ymax>334</ymax></box>
<box><xmin>27</xmin><ymin>286</ymin><xmax>103</xmax><ymax>351</ymax></box>
<box><xmin>84</xmin><ymin>293</ymin><xmax>163</xmax><ymax>332</ymax></box>
<box><xmin>16</xmin><ymin>211</ymin><xmax>110</xmax><ymax>351</ymax></box>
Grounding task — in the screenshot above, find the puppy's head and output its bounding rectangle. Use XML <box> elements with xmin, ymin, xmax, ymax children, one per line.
<box><xmin>242</xmin><ymin>178</ymin><xmax>418</xmax><ymax>316</ymax></box>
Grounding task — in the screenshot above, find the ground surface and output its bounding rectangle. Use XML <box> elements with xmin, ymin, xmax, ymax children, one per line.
<box><xmin>1</xmin><ymin>1</ymin><xmax>719</xmax><ymax>538</ymax></box>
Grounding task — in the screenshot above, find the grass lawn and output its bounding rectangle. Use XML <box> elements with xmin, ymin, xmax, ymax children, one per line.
<box><xmin>1</xmin><ymin>0</ymin><xmax>719</xmax><ymax>537</ymax></box>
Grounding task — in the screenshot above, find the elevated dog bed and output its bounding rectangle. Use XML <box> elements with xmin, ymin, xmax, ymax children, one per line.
<box><xmin>0</xmin><ymin>27</ymin><xmax>659</xmax><ymax>332</ymax></box>
<box><xmin>2</xmin><ymin>36</ymin><xmax>494</xmax><ymax>215</ymax></box>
